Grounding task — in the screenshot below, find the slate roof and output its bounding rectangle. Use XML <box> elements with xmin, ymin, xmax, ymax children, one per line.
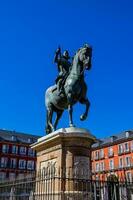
<box><xmin>92</xmin><ymin>130</ymin><xmax>133</xmax><ymax>149</ymax></box>
<box><xmin>0</xmin><ymin>129</ymin><xmax>40</xmax><ymax>144</ymax></box>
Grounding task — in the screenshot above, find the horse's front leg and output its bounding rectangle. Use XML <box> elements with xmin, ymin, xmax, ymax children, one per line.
<box><xmin>79</xmin><ymin>98</ymin><xmax>90</xmax><ymax>121</ymax></box>
<box><xmin>68</xmin><ymin>104</ymin><xmax>74</xmax><ymax>127</ymax></box>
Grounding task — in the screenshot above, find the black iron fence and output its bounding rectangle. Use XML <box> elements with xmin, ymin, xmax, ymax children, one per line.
<box><xmin>0</xmin><ymin>169</ymin><xmax>133</xmax><ymax>200</ymax></box>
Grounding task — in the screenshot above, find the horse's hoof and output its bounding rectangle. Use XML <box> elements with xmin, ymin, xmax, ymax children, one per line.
<box><xmin>69</xmin><ymin>124</ymin><xmax>75</xmax><ymax>127</ymax></box>
<box><xmin>80</xmin><ymin>114</ymin><xmax>87</xmax><ymax>121</ymax></box>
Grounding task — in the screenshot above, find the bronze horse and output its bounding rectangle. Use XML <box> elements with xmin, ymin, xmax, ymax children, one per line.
<box><xmin>45</xmin><ymin>45</ymin><xmax>92</xmax><ymax>134</ymax></box>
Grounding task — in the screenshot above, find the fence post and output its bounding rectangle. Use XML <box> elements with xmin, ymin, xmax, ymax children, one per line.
<box><xmin>9</xmin><ymin>187</ymin><xmax>16</xmax><ymax>200</ymax></box>
<box><xmin>29</xmin><ymin>191</ymin><xmax>34</xmax><ymax>200</ymax></box>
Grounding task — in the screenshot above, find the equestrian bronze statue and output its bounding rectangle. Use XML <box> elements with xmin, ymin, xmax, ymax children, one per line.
<box><xmin>45</xmin><ymin>44</ymin><xmax>92</xmax><ymax>134</ymax></box>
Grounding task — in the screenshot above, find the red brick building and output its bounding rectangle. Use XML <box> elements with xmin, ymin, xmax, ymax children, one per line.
<box><xmin>91</xmin><ymin>130</ymin><xmax>133</xmax><ymax>181</ymax></box>
<box><xmin>0</xmin><ymin>129</ymin><xmax>39</xmax><ymax>181</ymax></box>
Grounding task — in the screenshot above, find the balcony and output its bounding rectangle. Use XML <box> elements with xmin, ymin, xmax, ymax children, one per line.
<box><xmin>94</xmin><ymin>156</ymin><xmax>99</xmax><ymax>161</ymax></box>
<box><xmin>118</xmin><ymin>151</ymin><xmax>124</xmax><ymax>155</ymax></box>
<box><xmin>124</xmin><ymin>149</ymin><xmax>130</xmax><ymax>154</ymax></box>
<box><xmin>108</xmin><ymin>152</ymin><xmax>114</xmax><ymax>158</ymax></box>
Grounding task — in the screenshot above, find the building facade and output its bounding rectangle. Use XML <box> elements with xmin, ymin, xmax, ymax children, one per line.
<box><xmin>0</xmin><ymin>129</ymin><xmax>39</xmax><ymax>181</ymax></box>
<box><xmin>91</xmin><ymin>130</ymin><xmax>133</xmax><ymax>181</ymax></box>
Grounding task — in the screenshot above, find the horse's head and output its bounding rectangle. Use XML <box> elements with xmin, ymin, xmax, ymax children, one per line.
<box><xmin>78</xmin><ymin>44</ymin><xmax>92</xmax><ymax>70</ymax></box>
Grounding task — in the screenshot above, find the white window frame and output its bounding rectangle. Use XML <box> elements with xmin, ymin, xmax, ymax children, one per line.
<box><xmin>2</xmin><ymin>144</ymin><xmax>9</xmax><ymax>153</ymax></box>
<box><xmin>118</xmin><ymin>144</ymin><xmax>123</xmax><ymax>154</ymax></box>
<box><xmin>95</xmin><ymin>151</ymin><xmax>99</xmax><ymax>160</ymax></box>
<box><xmin>131</xmin><ymin>140</ymin><xmax>133</xmax><ymax>151</ymax></box>
<box><xmin>12</xmin><ymin>145</ymin><xmax>18</xmax><ymax>154</ymax></box>
<box><xmin>126</xmin><ymin>172</ymin><xmax>132</xmax><ymax>182</ymax></box>
<box><xmin>0</xmin><ymin>172</ymin><xmax>6</xmax><ymax>180</ymax></box>
<box><xmin>28</xmin><ymin>148</ymin><xmax>35</xmax><ymax>157</ymax></box>
<box><xmin>95</xmin><ymin>163</ymin><xmax>100</xmax><ymax>172</ymax></box>
<box><xmin>99</xmin><ymin>149</ymin><xmax>104</xmax><ymax>159</ymax></box>
<box><xmin>1</xmin><ymin>157</ymin><xmax>8</xmax><ymax>168</ymax></box>
<box><xmin>17</xmin><ymin>173</ymin><xmax>24</xmax><ymax>180</ymax></box>
<box><xmin>125</xmin><ymin>156</ymin><xmax>131</xmax><ymax>167</ymax></box>
<box><xmin>10</xmin><ymin>158</ymin><xmax>17</xmax><ymax>168</ymax></box>
<box><xmin>9</xmin><ymin>173</ymin><xmax>16</xmax><ymax>180</ymax></box>
<box><xmin>19</xmin><ymin>147</ymin><xmax>27</xmax><ymax>155</ymax></box>
<box><xmin>100</xmin><ymin>162</ymin><xmax>104</xmax><ymax>171</ymax></box>
<box><xmin>27</xmin><ymin>160</ymin><xmax>34</xmax><ymax>170</ymax></box>
<box><xmin>124</xmin><ymin>142</ymin><xmax>129</xmax><ymax>152</ymax></box>
<box><xmin>19</xmin><ymin>160</ymin><xmax>26</xmax><ymax>169</ymax></box>
<box><xmin>119</xmin><ymin>157</ymin><xmax>123</xmax><ymax>168</ymax></box>
<box><xmin>108</xmin><ymin>147</ymin><xmax>114</xmax><ymax>157</ymax></box>
<box><xmin>109</xmin><ymin>159</ymin><xmax>114</xmax><ymax>170</ymax></box>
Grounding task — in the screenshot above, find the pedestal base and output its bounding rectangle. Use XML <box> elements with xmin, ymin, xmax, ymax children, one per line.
<box><xmin>31</xmin><ymin>127</ymin><xmax>96</xmax><ymax>199</ymax></box>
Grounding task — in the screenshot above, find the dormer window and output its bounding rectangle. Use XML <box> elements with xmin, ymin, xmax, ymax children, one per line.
<box><xmin>11</xmin><ymin>135</ymin><xmax>17</xmax><ymax>141</ymax></box>
<box><xmin>125</xmin><ymin>131</ymin><xmax>129</xmax><ymax>138</ymax></box>
<box><xmin>110</xmin><ymin>136</ymin><xmax>117</xmax><ymax>143</ymax></box>
<box><xmin>28</xmin><ymin>138</ymin><xmax>33</xmax><ymax>143</ymax></box>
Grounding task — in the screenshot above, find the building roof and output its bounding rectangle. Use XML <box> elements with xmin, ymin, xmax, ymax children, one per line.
<box><xmin>0</xmin><ymin>129</ymin><xmax>40</xmax><ymax>144</ymax></box>
<box><xmin>92</xmin><ymin>130</ymin><xmax>133</xmax><ymax>149</ymax></box>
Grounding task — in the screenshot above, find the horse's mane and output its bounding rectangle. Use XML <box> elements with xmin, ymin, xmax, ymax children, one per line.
<box><xmin>71</xmin><ymin>45</ymin><xmax>92</xmax><ymax>66</ymax></box>
<box><xmin>71</xmin><ymin>48</ymin><xmax>82</xmax><ymax>65</ymax></box>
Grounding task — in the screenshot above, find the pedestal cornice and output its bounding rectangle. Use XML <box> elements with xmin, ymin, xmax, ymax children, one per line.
<box><xmin>31</xmin><ymin>127</ymin><xmax>96</xmax><ymax>152</ymax></box>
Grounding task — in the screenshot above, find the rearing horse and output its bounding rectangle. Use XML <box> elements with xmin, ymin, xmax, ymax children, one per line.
<box><xmin>45</xmin><ymin>45</ymin><xmax>92</xmax><ymax>134</ymax></box>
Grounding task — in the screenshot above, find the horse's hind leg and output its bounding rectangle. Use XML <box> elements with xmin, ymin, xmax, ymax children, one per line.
<box><xmin>45</xmin><ymin>106</ymin><xmax>54</xmax><ymax>134</ymax></box>
<box><xmin>53</xmin><ymin>110</ymin><xmax>63</xmax><ymax>131</ymax></box>
<box><xmin>79</xmin><ymin>98</ymin><xmax>90</xmax><ymax>121</ymax></box>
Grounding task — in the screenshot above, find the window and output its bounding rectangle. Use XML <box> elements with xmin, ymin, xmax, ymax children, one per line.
<box><xmin>9</xmin><ymin>173</ymin><xmax>16</xmax><ymax>180</ymax></box>
<box><xmin>95</xmin><ymin>151</ymin><xmax>99</xmax><ymax>160</ymax></box>
<box><xmin>109</xmin><ymin>159</ymin><xmax>114</xmax><ymax>170</ymax></box>
<box><xmin>19</xmin><ymin>147</ymin><xmax>27</xmax><ymax>155</ymax></box>
<box><xmin>1</xmin><ymin>157</ymin><xmax>8</xmax><ymax>168</ymax></box>
<box><xmin>91</xmin><ymin>152</ymin><xmax>94</xmax><ymax>160</ymax></box>
<box><xmin>0</xmin><ymin>172</ymin><xmax>6</xmax><ymax>180</ymax></box>
<box><xmin>108</xmin><ymin>147</ymin><xmax>114</xmax><ymax>157</ymax></box>
<box><xmin>100</xmin><ymin>162</ymin><xmax>104</xmax><ymax>171</ymax></box>
<box><xmin>2</xmin><ymin>144</ymin><xmax>9</xmax><ymax>153</ymax></box>
<box><xmin>125</xmin><ymin>156</ymin><xmax>131</xmax><ymax>167</ymax></box>
<box><xmin>131</xmin><ymin>141</ymin><xmax>133</xmax><ymax>151</ymax></box>
<box><xmin>118</xmin><ymin>144</ymin><xmax>123</xmax><ymax>154</ymax></box>
<box><xmin>12</xmin><ymin>145</ymin><xmax>18</xmax><ymax>154</ymax></box>
<box><xmin>10</xmin><ymin>158</ymin><xmax>17</xmax><ymax>168</ymax></box>
<box><xmin>11</xmin><ymin>135</ymin><xmax>17</xmax><ymax>141</ymax></box>
<box><xmin>27</xmin><ymin>161</ymin><xmax>34</xmax><ymax>170</ymax></box>
<box><xmin>28</xmin><ymin>148</ymin><xmax>35</xmax><ymax>157</ymax></box>
<box><xmin>19</xmin><ymin>160</ymin><xmax>26</xmax><ymax>169</ymax></box>
<box><xmin>99</xmin><ymin>149</ymin><xmax>104</xmax><ymax>159</ymax></box>
<box><xmin>119</xmin><ymin>157</ymin><xmax>123</xmax><ymax>168</ymax></box>
<box><xmin>95</xmin><ymin>163</ymin><xmax>100</xmax><ymax>172</ymax></box>
<box><xmin>17</xmin><ymin>173</ymin><xmax>24</xmax><ymax>180</ymax></box>
<box><xmin>124</xmin><ymin>143</ymin><xmax>129</xmax><ymax>152</ymax></box>
<box><xmin>126</xmin><ymin>172</ymin><xmax>132</xmax><ymax>182</ymax></box>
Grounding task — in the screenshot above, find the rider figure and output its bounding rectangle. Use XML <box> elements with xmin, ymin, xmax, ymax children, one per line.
<box><xmin>54</xmin><ymin>46</ymin><xmax>71</xmax><ymax>95</ymax></box>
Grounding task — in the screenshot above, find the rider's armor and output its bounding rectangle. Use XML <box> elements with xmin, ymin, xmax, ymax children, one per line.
<box><xmin>54</xmin><ymin>49</ymin><xmax>71</xmax><ymax>95</ymax></box>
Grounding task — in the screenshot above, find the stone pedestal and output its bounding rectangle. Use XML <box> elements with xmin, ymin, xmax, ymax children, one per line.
<box><xmin>31</xmin><ymin>127</ymin><xmax>96</xmax><ymax>199</ymax></box>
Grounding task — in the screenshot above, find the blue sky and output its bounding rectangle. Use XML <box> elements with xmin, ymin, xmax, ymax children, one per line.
<box><xmin>0</xmin><ymin>0</ymin><xmax>133</xmax><ymax>138</ymax></box>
